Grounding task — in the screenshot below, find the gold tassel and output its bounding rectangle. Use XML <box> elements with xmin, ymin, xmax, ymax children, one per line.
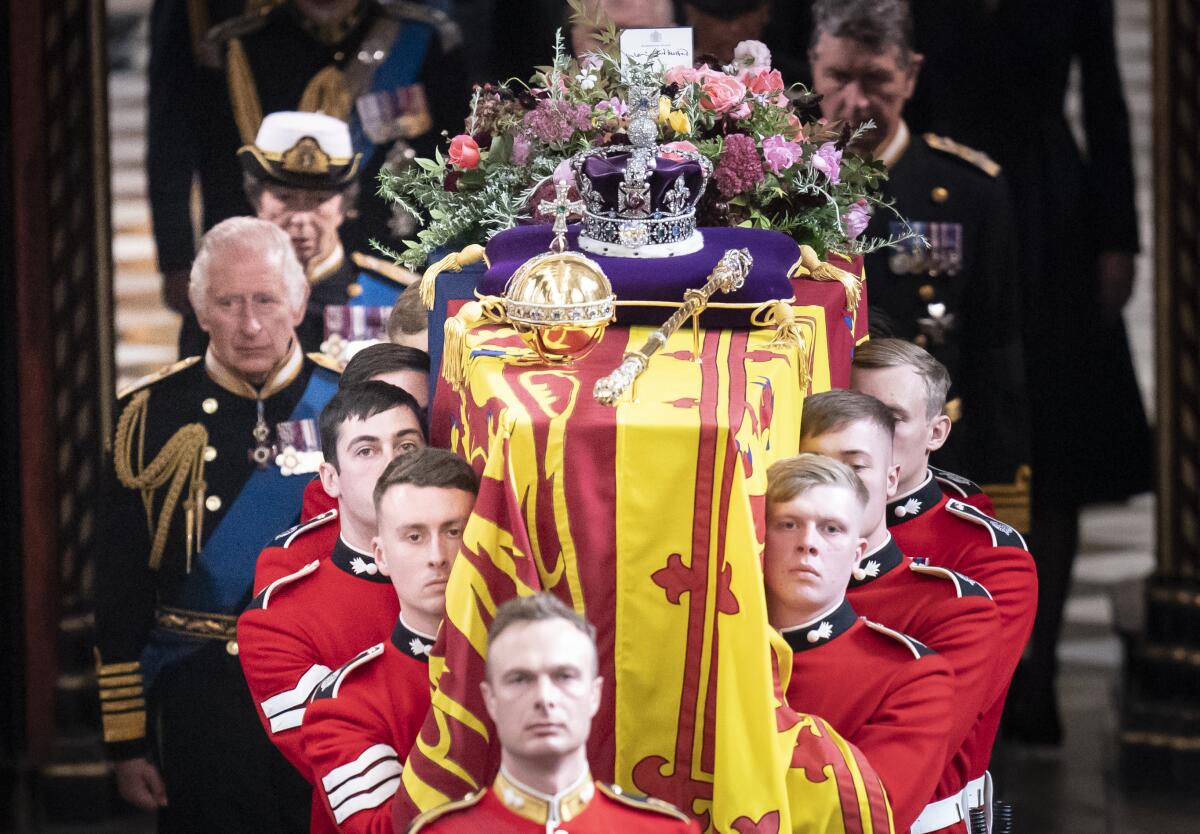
<box><xmin>113</xmin><ymin>391</ymin><xmax>209</xmax><ymax>571</ymax></box>
<box><xmin>226</xmin><ymin>38</ymin><xmax>263</xmax><ymax>145</ymax></box>
<box><xmin>418</xmin><ymin>243</ymin><xmax>490</xmax><ymax>310</ymax></box>
<box><xmin>752</xmin><ymin>301</ymin><xmax>810</xmax><ymax>394</ymax></box>
<box><xmin>440</xmin><ymin>300</ymin><xmax>492</xmax><ymax>391</ymax></box>
<box><xmin>299</xmin><ymin>65</ymin><xmax>352</xmax><ymax>121</ymax></box>
<box><xmin>789</xmin><ymin>244</ymin><xmax>863</xmax><ymax>331</ymax></box>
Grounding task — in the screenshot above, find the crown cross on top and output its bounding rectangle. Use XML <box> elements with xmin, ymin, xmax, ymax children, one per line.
<box><xmin>538</xmin><ymin>179</ymin><xmax>585</xmax><ymax>252</ymax></box>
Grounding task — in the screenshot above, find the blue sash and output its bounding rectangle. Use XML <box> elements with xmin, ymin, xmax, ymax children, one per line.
<box><xmin>349</xmin><ymin>269</ymin><xmax>404</xmax><ymax>308</ymax></box>
<box><xmin>349</xmin><ymin>21</ymin><xmax>434</xmax><ymax>166</ymax></box>
<box><xmin>141</xmin><ymin>365</ymin><xmax>339</xmax><ymax>683</ymax></box>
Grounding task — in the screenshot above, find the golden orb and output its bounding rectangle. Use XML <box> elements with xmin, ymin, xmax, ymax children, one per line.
<box><xmin>502</xmin><ymin>250</ymin><xmax>615</xmax><ymax>362</ymax></box>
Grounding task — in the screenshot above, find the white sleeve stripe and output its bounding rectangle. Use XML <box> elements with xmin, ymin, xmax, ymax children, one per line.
<box><xmin>321</xmin><ymin>743</ymin><xmax>399</xmax><ymax>790</ymax></box>
<box><xmin>328</xmin><ymin>759</ymin><xmax>402</xmax><ymax>808</ymax></box>
<box><xmin>261</xmin><ymin>665</ymin><xmax>332</xmax><ymax>718</ymax></box>
<box><xmin>269</xmin><ymin>705</ymin><xmax>307</xmax><ymax>733</ymax></box>
<box><xmin>332</xmin><ymin>775</ymin><xmax>402</xmax><ymax>824</ymax></box>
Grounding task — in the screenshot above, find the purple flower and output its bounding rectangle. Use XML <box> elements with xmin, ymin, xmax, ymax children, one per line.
<box><xmin>511</xmin><ymin>133</ymin><xmax>532</xmax><ymax>166</ymax></box>
<box><xmin>811</xmin><ymin>142</ymin><xmax>843</xmax><ymax>184</ymax></box>
<box><xmin>761</xmin><ymin>134</ymin><xmax>803</xmax><ymax>174</ymax></box>
<box><xmin>713</xmin><ymin>133</ymin><xmax>765</xmax><ymax>198</ymax></box>
<box><xmin>842</xmin><ymin>199</ymin><xmax>871</xmax><ymax>239</ymax></box>
<box><xmin>523</xmin><ymin>100</ymin><xmax>593</xmax><ymax>145</ymax></box>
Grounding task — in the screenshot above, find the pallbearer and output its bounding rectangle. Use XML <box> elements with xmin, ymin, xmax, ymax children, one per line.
<box><xmin>799</xmin><ymin>390</ymin><xmax>1004</xmax><ymax>832</ymax></box>
<box><xmin>408</xmin><ymin>594</ymin><xmax>700</xmax><ymax>833</ymax></box>
<box><xmin>302</xmin><ymin>449</ymin><xmax>479</xmax><ymax>832</ymax></box>
<box><xmin>851</xmin><ymin>338</ymin><xmax>1037</xmax><ymax>811</ymax></box>
<box><xmin>764</xmin><ymin>454</ymin><xmax>955</xmax><ymax>833</ymax></box>
<box><xmin>237</xmin><ymin>382</ymin><xmax>425</xmax><ymax>830</ymax></box>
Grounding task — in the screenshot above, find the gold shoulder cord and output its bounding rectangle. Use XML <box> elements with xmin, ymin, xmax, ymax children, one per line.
<box><xmin>226</xmin><ymin>37</ymin><xmax>264</xmax><ymax>145</ymax></box>
<box><xmin>113</xmin><ymin>391</ymin><xmax>210</xmax><ymax>572</ymax></box>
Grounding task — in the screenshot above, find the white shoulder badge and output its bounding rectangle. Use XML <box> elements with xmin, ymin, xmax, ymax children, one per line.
<box><xmin>863</xmin><ymin>619</ymin><xmax>936</xmax><ymax>660</ymax></box>
<box><xmin>272</xmin><ymin>509</ymin><xmax>338</xmax><ymax>548</ymax></box>
<box><xmin>908</xmin><ymin>562</ymin><xmax>994</xmax><ymax>600</ymax></box>
<box><xmin>945</xmin><ymin>499</ymin><xmax>1028</xmax><ymax>550</ymax></box>
<box><xmin>247</xmin><ymin>560</ymin><xmax>320</xmax><ymax>611</ymax></box>
<box><xmin>312</xmin><ymin>642</ymin><xmax>385</xmax><ymax>701</ymax></box>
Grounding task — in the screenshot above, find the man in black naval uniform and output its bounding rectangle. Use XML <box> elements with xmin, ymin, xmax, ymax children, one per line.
<box><xmin>809</xmin><ymin>0</ymin><xmax>1028</xmax><ymax>487</ymax></box>
<box><xmin>240</xmin><ymin>110</ymin><xmax>417</xmax><ymax>354</ymax></box>
<box><xmin>150</xmin><ymin>0</ymin><xmax>466</xmax><ymax>356</ymax></box>
<box><xmin>94</xmin><ymin>217</ymin><xmax>341</xmax><ymax>833</ymax></box>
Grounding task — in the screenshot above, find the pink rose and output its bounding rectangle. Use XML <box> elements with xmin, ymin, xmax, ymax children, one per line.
<box><xmin>843</xmin><ymin>199</ymin><xmax>871</xmax><ymax>239</ymax></box>
<box><xmin>665</xmin><ymin>64</ymin><xmax>699</xmax><ymax>86</ymax></box>
<box><xmin>761</xmin><ymin>134</ymin><xmax>802</xmax><ymax>174</ymax></box>
<box><xmin>811</xmin><ymin>142</ymin><xmax>842</xmax><ymax>184</ymax></box>
<box><xmin>661</xmin><ymin>140</ymin><xmax>699</xmax><ymax>161</ymax></box>
<box><xmin>784</xmin><ymin>112</ymin><xmax>803</xmax><ymax>140</ymax></box>
<box><xmin>448</xmin><ymin>134</ymin><xmax>481</xmax><ymax>169</ymax></box>
<box><xmin>733</xmin><ymin>39</ymin><xmax>771</xmax><ymax>71</ymax></box>
<box><xmin>699</xmin><ymin>72</ymin><xmax>747</xmax><ymax>114</ymax></box>
<box><xmin>744</xmin><ymin>68</ymin><xmax>785</xmax><ymax>96</ymax></box>
<box><xmin>730</xmin><ymin>102</ymin><xmax>752</xmax><ymax>120</ymax></box>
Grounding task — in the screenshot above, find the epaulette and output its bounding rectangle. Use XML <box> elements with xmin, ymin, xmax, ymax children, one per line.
<box><xmin>596</xmin><ymin>782</ymin><xmax>693</xmax><ymax>822</ymax></box>
<box><xmin>945</xmin><ymin>498</ymin><xmax>1028</xmax><ymax>550</ymax></box>
<box><xmin>406</xmin><ymin>787</ymin><xmax>487</xmax><ymax>832</ymax></box>
<box><xmin>116</xmin><ymin>356</ymin><xmax>201</xmax><ymax>400</ymax></box>
<box><xmin>924</xmin><ymin>133</ymin><xmax>1001</xmax><ymax>177</ymax></box>
<box><xmin>908</xmin><ymin>562</ymin><xmax>994</xmax><ymax>600</ymax></box>
<box><xmin>863</xmin><ymin>619</ymin><xmax>936</xmax><ymax>660</ymax></box>
<box><xmin>307</xmin><ymin>351</ymin><xmax>344</xmax><ymax>374</ymax></box>
<box><xmin>352</xmin><ymin>251</ymin><xmax>420</xmax><ymax>287</ymax></box>
<box><xmin>245</xmin><ymin>560</ymin><xmax>319</xmax><ymax>611</ymax></box>
<box><xmin>930</xmin><ymin>465</ymin><xmax>985</xmax><ymax>499</ymax></box>
<box><xmin>311</xmin><ymin>642</ymin><xmax>384</xmax><ymax>701</ymax></box>
<box><xmin>271</xmin><ymin>508</ymin><xmax>338</xmax><ymax>548</ymax></box>
<box><xmin>380</xmin><ymin>0</ymin><xmax>463</xmax><ymax>51</ymax></box>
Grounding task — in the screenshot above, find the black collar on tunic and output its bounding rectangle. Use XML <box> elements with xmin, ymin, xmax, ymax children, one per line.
<box><xmin>780</xmin><ymin>598</ymin><xmax>858</xmax><ymax>653</ymax></box>
<box><xmin>886</xmin><ymin>470</ymin><xmax>943</xmax><ymax>528</ymax></box>
<box><xmin>391</xmin><ymin>617</ymin><xmax>435</xmax><ymax>663</ymax></box>
<box><xmin>848</xmin><ymin>536</ymin><xmax>905</xmax><ymax>587</ymax></box>
<box><xmin>331</xmin><ymin>537</ymin><xmax>391</xmax><ymax>583</ymax></box>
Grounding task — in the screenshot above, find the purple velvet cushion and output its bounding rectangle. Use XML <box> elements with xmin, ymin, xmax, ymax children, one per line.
<box><xmin>479</xmin><ymin>225</ymin><xmax>798</xmax><ymax>327</ymax></box>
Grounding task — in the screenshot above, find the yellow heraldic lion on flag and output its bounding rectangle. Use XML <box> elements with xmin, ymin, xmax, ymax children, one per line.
<box><xmin>396</xmin><ymin>323</ymin><xmax>892</xmax><ymax>833</ymax></box>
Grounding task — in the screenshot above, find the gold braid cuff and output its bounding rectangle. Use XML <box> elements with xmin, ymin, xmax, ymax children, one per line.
<box><xmin>113</xmin><ymin>390</ymin><xmax>209</xmax><ymax>571</ymax></box>
<box><xmin>788</xmin><ymin>244</ymin><xmax>863</xmax><ymax>331</ymax></box>
<box><xmin>419</xmin><ymin>244</ymin><xmax>490</xmax><ymax>310</ymax></box>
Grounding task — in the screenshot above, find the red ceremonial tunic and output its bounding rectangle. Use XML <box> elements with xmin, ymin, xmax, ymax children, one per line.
<box><xmin>887</xmin><ymin>469</ymin><xmax>1037</xmax><ymax>778</ymax></box>
<box><xmin>781</xmin><ymin>598</ymin><xmax>955</xmax><ymax>834</ymax></box>
<box><xmin>409</xmin><ymin>771</ymin><xmax>701</xmax><ymax>834</ymax></box>
<box><xmin>303</xmin><ymin>475</ymin><xmax>338</xmax><ymax>521</ymax></box>
<box><xmin>929</xmin><ymin>465</ymin><xmax>996</xmax><ymax>515</ymax></box>
<box><xmin>302</xmin><ymin>619</ymin><xmax>434</xmax><ymax>834</ymax></box>
<box><xmin>238</xmin><ymin>535</ymin><xmax>399</xmax><ymax>776</ymax></box>
<box><xmin>846</xmin><ymin>535</ymin><xmax>1002</xmax><ymax>832</ymax></box>
<box><xmin>253</xmin><ymin>508</ymin><xmax>341</xmax><ymax>595</ymax></box>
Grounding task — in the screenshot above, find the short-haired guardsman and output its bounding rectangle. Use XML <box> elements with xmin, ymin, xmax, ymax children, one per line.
<box><xmin>94</xmin><ymin>216</ymin><xmax>343</xmax><ymax>832</ymax></box>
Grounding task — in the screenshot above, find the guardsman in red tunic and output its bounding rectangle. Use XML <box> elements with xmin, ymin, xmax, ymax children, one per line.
<box><xmin>851</xmin><ymin>339</ymin><xmax>1037</xmax><ymax>820</ymax></box>
<box><xmin>764</xmin><ymin>454</ymin><xmax>955</xmax><ymax>833</ymax></box>
<box><xmin>237</xmin><ymin>382</ymin><xmax>425</xmax><ymax>830</ymax></box>
<box><xmin>406</xmin><ymin>594</ymin><xmax>699</xmax><ymax>834</ymax></box>
<box><xmin>301</xmin><ymin>449</ymin><xmax>479</xmax><ymax>833</ymax></box>
<box><xmin>799</xmin><ymin>390</ymin><xmax>1004</xmax><ymax>833</ymax></box>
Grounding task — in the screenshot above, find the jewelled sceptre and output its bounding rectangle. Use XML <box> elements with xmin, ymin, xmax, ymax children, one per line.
<box><xmin>593</xmin><ymin>248</ymin><xmax>753</xmax><ymax>406</ymax></box>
